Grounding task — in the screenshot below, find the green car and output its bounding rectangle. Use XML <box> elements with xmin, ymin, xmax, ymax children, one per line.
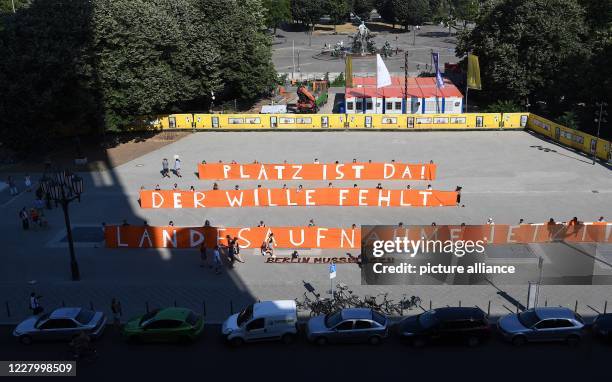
<box><xmin>123</xmin><ymin>308</ymin><xmax>204</xmax><ymax>343</ymax></box>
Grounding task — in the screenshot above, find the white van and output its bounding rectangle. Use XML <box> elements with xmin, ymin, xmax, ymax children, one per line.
<box><xmin>222</xmin><ymin>300</ymin><xmax>298</xmax><ymax>346</ymax></box>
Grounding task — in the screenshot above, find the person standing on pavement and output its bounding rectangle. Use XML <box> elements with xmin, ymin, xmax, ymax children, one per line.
<box><xmin>162</xmin><ymin>158</ymin><xmax>170</xmax><ymax>178</ymax></box>
<box><xmin>174</xmin><ymin>156</ymin><xmax>182</xmax><ymax>177</ymax></box>
<box><xmin>24</xmin><ymin>174</ymin><xmax>32</xmax><ymax>192</ymax></box>
<box><xmin>199</xmin><ymin>242</ymin><xmax>208</xmax><ymax>268</ymax></box>
<box><xmin>212</xmin><ymin>246</ymin><xmax>222</xmax><ymax>274</ymax></box>
<box><xmin>29</xmin><ymin>292</ymin><xmax>43</xmax><ymax>315</ymax></box>
<box><xmin>111</xmin><ymin>298</ymin><xmax>122</xmax><ymax>329</ymax></box>
<box><xmin>19</xmin><ymin>207</ymin><xmax>29</xmax><ymax>230</ymax></box>
<box><xmin>8</xmin><ymin>176</ymin><xmax>18</xmax><ymax>195</ymax></box>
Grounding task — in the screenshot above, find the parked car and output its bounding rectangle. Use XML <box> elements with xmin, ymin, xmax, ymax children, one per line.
<box><xmin>222</xmin><ymin>300</ymin><xmax>298</xmax><ymax>346</ymax></box>
<box><xmin>591</xmin><ymin>313</ymin><xmax>612</xmax><ymax>342</ymax></box>
<box><xmin>497</xmin><ymin>307</ymin><xmax>585</xmax><ymax>346</ymax></box>
<box><xmin>13</xmin><ymin>307</ymin><xmax>106</xmax><ymax>345</ymax></box>
<box><xmin>306</xmin><ymin>308</ymin><xmax>388</xmax><ymax>345</ymax></box>
<box><xmin>123</xmin><ymin>307</ymin><xmax>204</xmax><ymax>343</ymax></box>
<box><xmin>399</xmin><ymin>307</ymin><xmax>490</xmax><ymax>347</ymax></box>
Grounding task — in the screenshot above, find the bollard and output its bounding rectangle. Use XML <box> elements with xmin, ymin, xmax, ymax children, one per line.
<box><xmin>487</xmin><ymin>301</ymin><xmax>491</xmax><ymax>317</ymax></box>
<box><xmin>146</xmin><ymin>301</ymin><xmax>150</xmax><ymax>313</ymax></box>
<box><xmin>459</xmin><ymin>300</ymin><xmax>461</xmax><ymax>307</ymax></box>
<box><xmin>202</xmin><ymin>301</ymin><xmax>207</xmax><ymax>317</ymax></box>
<box><xmin>545</xmin><ymin>299</ymin><xmax>548</xmax><ymax>307</ymax></box>
<box><xmin>5</xmin><ymin>301</ymin><xmax>10</xmax><ymax>318</ymax></box>
<box><xmin>574</xmin><ymin>300</ymin><xmax>578</xmax><ymax>313</ymax></box>
<box><xmin>429</xmin><ymin>300</ymin><xmax>432</xmax><ymax>310</ymax></box>
<box><xmin>230</xmin><ymin>300</ymin><xmax>234</xmax><ymax>315</ymax></box>
<box><xmin>604</xmin><ymin>301</ymin><xmax>608</xmax><ymax>314</ymax></box>
<box><xmin>89</xmin><ymin>301</ymin><xmax>94</xmax><ymax>310</ymax></box>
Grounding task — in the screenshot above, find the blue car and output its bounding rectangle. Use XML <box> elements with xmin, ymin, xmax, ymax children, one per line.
<box><xmin>497</xmin><ymin>307</ymin><xmax>585</xmax><ymax>346</ymax></box>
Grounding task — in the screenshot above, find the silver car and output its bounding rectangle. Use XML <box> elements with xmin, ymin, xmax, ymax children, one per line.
<box><xmin>13</xmin><ymin>307</ymin><xmax>107</xmax><ymax>345</ymax></box>
<box><xmin>497</xmin><ymin>307</ymin><xmax>585</xmax><ymax>346</ymax></box>
<box><xmin>306</xmin><ymin>308</ymin><xmax>388</xmax><ymax>345</ymax></box>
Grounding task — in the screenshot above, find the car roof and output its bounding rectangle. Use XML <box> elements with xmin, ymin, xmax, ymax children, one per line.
<box><xmin>433</xmin><ymin>307</ymin><xmax>485</xmax><ymax>321</ymax></box>
<box><xmin>154</xmin><ymin>307</ymin><xmax>192</xmax><ymax>321</ymax></box>
<box><xmin>253</xmin><ymin>300</ymin><xmax>296</xmax><ymax>318</ymax></box>
<box><xmin>341</xmin><ymin>308</ymin><xmax>373</xmax><ymax>320</ymax></box>
<box><xmin>534</xmin><ymin>307</ymin><xmax>575</xmax><ymax>320</ymax></box>
<box><xmin>50</xmin><ymin>307</ymin><xmax>81</xmax><ymax>320</ymax></box>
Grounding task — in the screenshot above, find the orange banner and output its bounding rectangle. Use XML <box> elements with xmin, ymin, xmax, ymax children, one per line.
<box><xmin>139</xmin><ymin>188</ymin><xmax>457</xmax><ymax>208</ymax></box>
<box><xmin>198</xmin><ymin>162</ymin><xmax>437</xmax><ymax>181</ymax></box>
<box><xmin>104</xmin><ymin>224</ymin><xmax>611</xmax><ymax>249</ymax></box>
<box><xmin>104</xmin><ymin>226</ymin><xmax>360</xmax><ymax>249</ymax></box>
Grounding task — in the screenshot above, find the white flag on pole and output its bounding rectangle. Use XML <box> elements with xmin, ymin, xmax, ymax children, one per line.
<box><xmin>376</xmin><ymin>54</ymin><xmax>392</xmax><ymax>88</ymax></box>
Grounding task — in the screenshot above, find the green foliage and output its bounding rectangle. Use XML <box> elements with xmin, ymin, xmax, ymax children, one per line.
<box><xmin>291</xmin><ymin>0</ymin><xmax>326</xmax><ymax>26</ymax></box>
<box><xmin>262</xmin><ymin>0</ymin><xmax>291</xmax><ymax>33</ymax></box>
<box><xmin>351</xmin><ymin>0</ymin><xmax>373</xmax><ymax>21</ymax></box>
<box><xmin>393</xmin><ymin>0</ymin><xmax>429</xmax><ymax>28</ymax></box>
<box><xmin>557</xmin><ymin>111</ymin><xmax>580</xmax><ymax>130</ymax></box>
<box><xmin>451</xmin><ymin>0</ymin><xmax>479</xmax><ymax>26</ymax></box>
<box><xmin>326</xmin><ymin>0</ymin><xmax>350</xmax><ymax>27</ymax></box>
<box><xmin>0</xmin><ymin>0</ymin><xmax>277</xmax><ymax>151</ymax></box>
<box><xmin>330</xmin><ymin>72</ymin><xmax>345</xmax><ymax>86</ymax></box>
<box><xmin>483</xmin><ymin>100</ymin><xmax>521</xmax><ymax>113</ymax></box>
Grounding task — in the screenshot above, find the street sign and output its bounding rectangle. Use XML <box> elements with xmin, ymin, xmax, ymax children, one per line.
<box><xmin>329</xmin><ymin>263</ymin><xmax>336</xmax><ymax>279</ymax></box>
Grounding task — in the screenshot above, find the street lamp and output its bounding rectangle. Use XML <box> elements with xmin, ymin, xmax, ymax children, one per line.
<box><xmin>594</xmin><ymin>102</ymin><xmax>608</xmax><ymax>164</ymax></box>
<box><xmin>40</xmin><ymin>170</ymin><xmax>84</xmax><ymax>281</ymax></box>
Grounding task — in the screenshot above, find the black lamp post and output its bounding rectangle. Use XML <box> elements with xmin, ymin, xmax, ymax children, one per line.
<box><xmin>40</xmin><ymin>170</ymin><xmax>84</xmax><ymax>281</ymax></box>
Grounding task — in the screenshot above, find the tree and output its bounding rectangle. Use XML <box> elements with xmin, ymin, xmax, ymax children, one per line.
<box><xmin>451</xmin><ymin>0</ymin><xmax>479</xmax><ymax>28</ymax></box>
<box><xmin>352</xmin><ymin>0</ymin><xmax>373</xmax><ymax>21</ymax></box>
<box><xmin>375</xmin><ymin>0</ymin><xmax>396</xmax><ymax>27</ymax></box>
<box><xmin>262</xmin><ymin>0</ymin><xmax>291</xmax><ymax>34</ymax></box>
<box><xmin>456</xmin><ymin>0</ymin><xmax>588</xmax><ymax>111</ymax></box>
<box><xmin>393</xmin><ymin>0</ymin><xmax>429</xmax><ymax>29</ymax></box>
<box><xmin>326</xmin><ymin>0</ymin><xmax>350</xmax><ymax>32</ymax></box>
<box><xmin>291</xmin><ymin>0</ymin><xmax>325</xmax><ymax>27</ymax></box>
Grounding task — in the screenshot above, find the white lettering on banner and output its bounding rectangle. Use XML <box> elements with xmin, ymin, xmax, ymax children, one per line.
<box><xmin>305</xmin><ymin>190</ymin><xmax>315</xmax><ymax>205</ymax></box>
<box><xmin>257</xmin><ymin>165</ymin><xmax>268</xmax><ymax>180</ymax></box>
<box><xmin>335</xmin><ymin>164</ymin><xmax>345</xmax><ymax>179</ymax></box>
<box><xmin>401</xmin><ymin>166</ymin><xmax>412</xmax><ymax>179</ymax></box>
<box><xmin>253</xmin><ymin>188</ymin><xmax>259</xmax><ymax>206</ymax></box>
<box><xmin>292</xmin><ymin>165</ymin><xmax>303</xmax><ymax>180</ymax></box>
<box><xmin>286</xmin><ymin>189</ymin><xmax>297</xmax><ymax>206</ymax></box>
<box><xmin>226</xmin><ymin>192</ymin><xmax>244</xmax><ymax>207</ymax></box>
<box><xmin>420</xmin><ymin>166</ymin><xmax>425</xmax><ymax>179</ymax></box>
<box><xmin>173</xmin><ymin>193</ymin><xmax>183</xmax><ymax>208</ymax></box>
<box><xmin>267</xmin><ymin>189</ymin><xmax>277</xmax><ymax>207</ymax></box>
<box><xmin>189</xmin><ymin>229</ymin><xmax>205</xmax><ymax>247</ymax></box>
<box><xmin>117</xmin><ymin>227</ymin><xmax>128</xmax><ymax>247</ymax></box>
<box><xmin>274</xmin><ymin>165</ymin><xmax>285</xmax><ymax>179</ymax></box>
<box><xmin>340</xmin><ymin>229</ymin><xmax>355</xmax><ymax>248</ymax></box>
<box><xmin>138</xmin><ymin>229</ymin><xmax>153</xmax><ymax>247</ymax></box>
<box><xmin>338</xmin><ymin>189</ymin><xmax>349</xmax><ymax>206</ymax></box>
<box><xmin>152</xmin><ymin>192</ymin><xmax>164</xmax><ymax>209</ymax></box>
<box><xmin>193</xmin><ymin>192</ymin><xmax>206</xmax><ymax>208</ymax></box>
<box><xmin>322</xmin><ymin>165</ymin><xmax>327</xmax><ymax>180</ymax></box>
<box><xmin>383</xmin><ymin>164</ymin><xmax>395</xmax><ymax>179</ymax></box>
<box><xmin>399</xmin><ymin>191</ymin><xmax>411</xmax><ymax>206</ymax></box>
<box><xmin>532</xmin><ymin>225</ymin><xmax>540</xmax><ymax>242</ymax></box>
<box><xmin>352</xmin><ymin>165</ymin><xmax>364</xmax><ymax>179</ymax></box>
<box><xmin>289</xmin><ymin>229</ymin><xmax>305</xmax><ymax>246</ymax></box>
<box><xmin>449</xmin><ymin>228</ymin><xmax>460</xmax><ymax>241</ymax></box>
<box><xmin>239</xmin><ymin>166</ymin><xmax>250</xmax><ymax>179</ymax></box>
<box><xmin>237</xmin><ymin>228</ymin><xmax>251</xmax><ymax>248</ymax></box>
<box><xmin>316</xmin><ymin>228</ymin><xmax>328</xmax><ymax>247</ymax></box>
<box><xmin>419</xmin><ymin>191</ymin><xmax>432</xmax><ymax>206</ymax></box>
<box><xmin>223</xmin><ymin>165</ymin><xmax>231</xmax><ymax>178</ymax></box>
<box><xmin>507</xmin><ymin>225</ymin><xmax>518</xmax><ymax>244</ymax></box>
<box><xmin>163</xmin><ymin>229</ymin><xmax>177</xmax><ymax>248</ymax></box>
<box><xmin>358</xmin><ymin>189</ymin><xmax>368</xmax><ymax>206</ymax></box>
<box><xmin>378</xmin><ymin>190</ymin><xmax>391</xmax><ymax>207</ymax></box>
<box><xmin>216</xmin><ymin>228</ymin><xmax>226</xmax><ymax>245</ymax></box>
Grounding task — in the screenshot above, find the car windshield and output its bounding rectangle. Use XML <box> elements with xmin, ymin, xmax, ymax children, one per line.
<box><xmin>186</xmin><ymin>312</ymin><xmax>199</xmax><ymax>326</ymax></box>
<box><xmin>75</xmin><ymin>309</ymin><xmax>95</xmax><ymax>325</ymax></box>
<box><xmin>35</xmin><ymin>313</ymin><xmax>50</xmax><ymax>328</ymax></box>
<box><xmin>418</xmin><ymin>311</ymin><xmax>439</xmax><ymax>329</ymax></box>
<box><xmin>324</xmin><ymin>311</ymin><xmax>343</xmax><ymax>328</ymax></box>
<box><xmin>237</xmin><ymin>304</ymin><xmax>253</xmax><ymax>327</ymax></box>
<box><xmin>139</xmin><ymin>309</ymin><xmax>160</xmax><ymax>326</ymax></box>
<box><xmin>518</xmin><ymin>310</ymin><xmax>541</xmax><ymax>328</ymax></box>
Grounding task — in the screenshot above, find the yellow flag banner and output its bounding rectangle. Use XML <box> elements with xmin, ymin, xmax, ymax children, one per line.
<box><xmin>467</xmin><ymin>54</ymin><xmax>482</xmax><ymax>90</ymax></box>
<box><xmin>345</xmin><ymin>55</ymin><xmax>353</xmax><ymax>88</ymax></box>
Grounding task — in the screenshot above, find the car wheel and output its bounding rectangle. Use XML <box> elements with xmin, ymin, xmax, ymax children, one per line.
<box><xmin>315</xmin><ymin>337</ymin><xmax>328</xmax><ymax>346</ymax></box>
<box><xmin>19</xmin><ymin>335</ymin><xmax>32</xmax><ymax>345</ymax></box>
<box><xmin>511</xmin><ymin>336</ymin><xmax>526</xmax><ymax>347</ymax></box>
<box><xmin>467</xmin><ymin>336</ymin><xmax>480</xmax><ymax>347</ymax></box>
<box><xmin>230</xmin><ymin>337</ymin><xmax>244</xmax><ymax>347</ymax></box>
<box><xmin>281</xmin><ymin>333</ymin><xmax>295</xmax><ymax>345</ymax></box>
<box><xmin>566</xmin><ymin>335</ymin><xmax>581</xmax><ymax>347</ymax></box>
<box><xmin>368</xmin><ymin>336</ymin><xmax>382</xmax><ymax>346</ymax></box>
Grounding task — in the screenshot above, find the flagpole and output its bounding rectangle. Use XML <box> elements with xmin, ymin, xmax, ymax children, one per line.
<box><xmin>465</xmin><ymin>53</ymin><xmax>469</xmax><ymax>113</ymax></box>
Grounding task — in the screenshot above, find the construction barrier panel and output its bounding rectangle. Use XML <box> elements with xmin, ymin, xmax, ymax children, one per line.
<box><xmin>197</xmin><ymin>162</ymin><xmax>437</xmax><ymax>181</ymax></box>
<box><xmin>105</xmin><ymin>223</ymin><xmax>611</xmax><ymax>249</ymax></box>
<box><xmin>138</xmin><ymin>188</ymin><xmax>458</xmax><ymax>208</ymax></box>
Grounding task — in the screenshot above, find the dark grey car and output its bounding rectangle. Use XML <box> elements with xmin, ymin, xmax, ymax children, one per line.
<box><xmin>497</xmin><ymin>307</ymin><xmax>585</xmax><ymax>346</ymax></box>
<box><xmin>13</xmin><ymin>307</ymin><xmax>107</xmax><ymax>345</ymax></box>
<box><xmin>306</xmin><ymin>308</ymin><xmax>388</xmax><ymax>345</ymax></box>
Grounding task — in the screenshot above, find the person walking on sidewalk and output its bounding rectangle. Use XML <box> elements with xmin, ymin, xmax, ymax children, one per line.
<box><xmin>29</xmin><ymin>292</ymin><xmax>43</xmax><ymax>315</ymax></box>
<box><xmin>111</xmin><ymin>298</ymin><xmax>122</xmax><ymax>329</ymax></box>
<box><xmin>212</xmin><ymin>246</ymin><xmax>222</xmax><ymax>274</ymax></box>
<box><xmin>19</xmin><ymin>207</ymin><xmax>29</xmax><ymax>230</ymax></box>
<box><xmin>8</xmin><ymin>176</ymin><xmax>18</xmax><ymax>196</ymax></box>
<box><xmin>162</xmin><ymin>158</ymin><xmax>170</xmax><ymax>178</ymax></box>
<box><xmin>24</xmin><ymin>174</ymin><xmax>32</xmax><ymax>192</ymax></box>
